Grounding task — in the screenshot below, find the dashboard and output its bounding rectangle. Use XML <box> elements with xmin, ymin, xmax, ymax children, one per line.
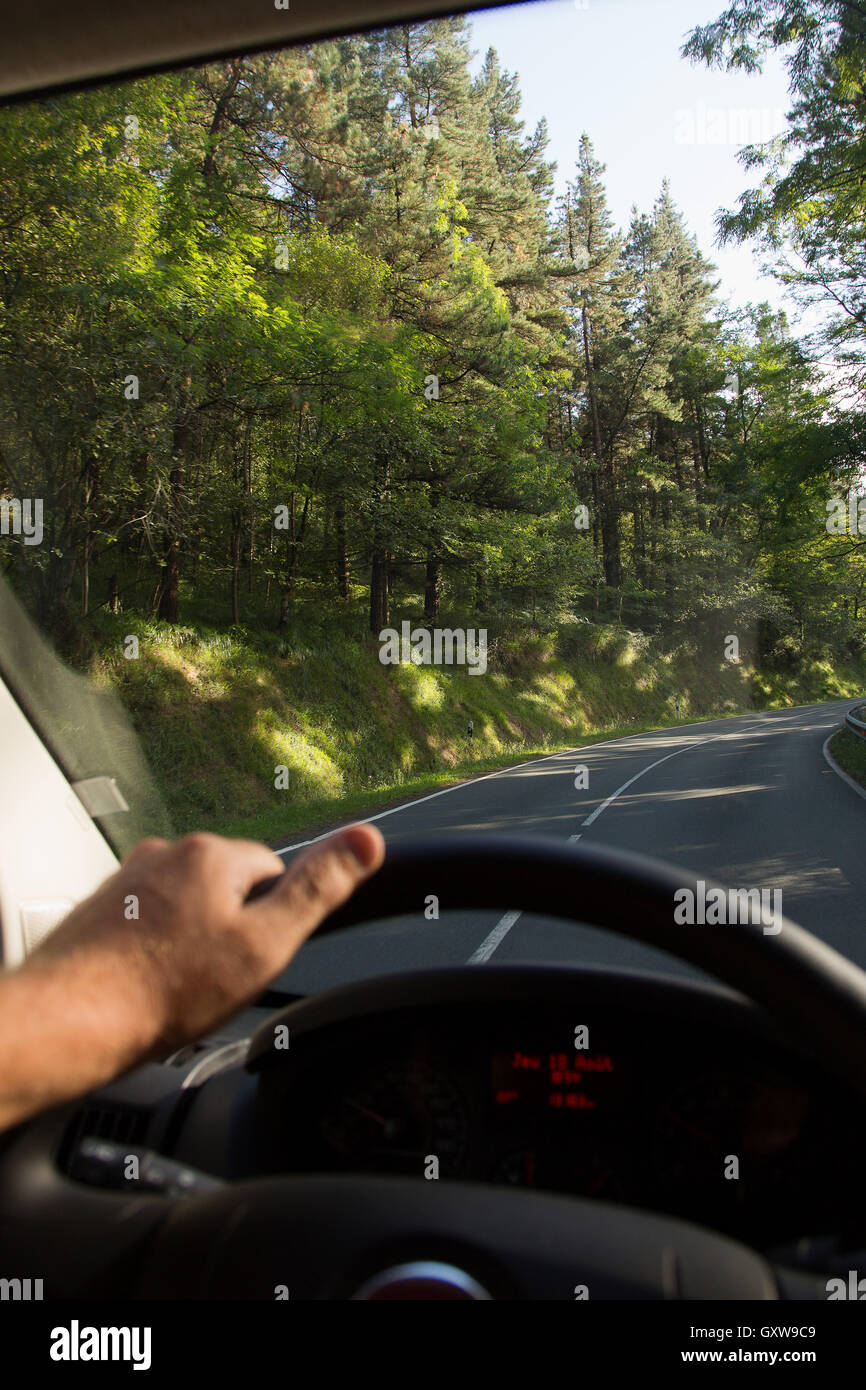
<box><xmin>225</xmin><ymin>971</ymin><xmax>866</xmax><ymax>1250</ymax></box>
<box><xmin>22</xmin><ymin>963</ymin><xmax>864</xmax><ymax>1299</ymax></box>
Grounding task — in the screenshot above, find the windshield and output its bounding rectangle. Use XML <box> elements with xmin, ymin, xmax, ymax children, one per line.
<box><xmin>1</xmin><ymin>0</ymin><xmax>865</xmax><ymax>992</ymax></box>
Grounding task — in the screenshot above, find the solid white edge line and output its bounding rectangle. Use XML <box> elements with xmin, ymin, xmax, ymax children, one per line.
<box><xmin>274</xmin><ymin>706</ymin><xmax>838</xmax><ymax>968</ymax></box>
<box><xmin>466</xmin><ymin>910</ymin><xmax>522</xmax><ymax>964</ymax></box>
<box><xmin>274</xmin><ymin>731</ymin><xmax>648</xmax><ymax>856</ymax></box>
<box><xmin>822</xmin><ymin>731</ymin><xmax>866</xmax><ymax>803</ymax></box>
<box><xmin>274</xmin><ymin>705</ymin><xmax>836</xmax><ymax>856</ymax></box>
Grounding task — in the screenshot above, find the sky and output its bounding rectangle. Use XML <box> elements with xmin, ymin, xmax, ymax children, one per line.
<box><xmin>466</xmin><ymin>0</ymin><xmax>805</xmax><ymax>330</ymax></box>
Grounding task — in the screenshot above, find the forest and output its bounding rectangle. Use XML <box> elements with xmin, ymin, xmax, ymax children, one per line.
<box><xmin>1</xmin><ymin>0</ymin><xmax>866</xmax><ymax>834</ymax></box>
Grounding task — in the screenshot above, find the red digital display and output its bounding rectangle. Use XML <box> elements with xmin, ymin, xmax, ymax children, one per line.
<box><xmin>492</xmin><ymin>1050</ymin><xmax>615</xmax><ymax>1110</ymax></box>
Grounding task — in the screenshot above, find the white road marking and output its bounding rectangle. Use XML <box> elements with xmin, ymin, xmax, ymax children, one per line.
<box><xmin>274</xmin><ymin>706</ymin><xmax>825</xmax><ymax>857</ymax></box>
<box><xmin>274</xmin><ymin>732</ymin><xmax>647</xmax><ymax>856</ymax></box>
<box><xmin>822</xmin><ymin>732</ymin><xmax>866</xmax><ymax>802</ymax></box>
<box><xmin>581</xmin><ymin>740</ymin><xmax>710</xmax><ymax>827</ymax></box>
<box><xmin>464</xmin><ymin>706</ymin><xmax>838</xmax><ymax>965</ymax></box>
<box><xmin>276</xmin><ymin>705</ymin><xmax>840</xmax><ymax>972</ymax></box>
<box><xmin>466</xmin><ymin>910</ymin><xmax>522</xmax><ymax>964</ymax></box>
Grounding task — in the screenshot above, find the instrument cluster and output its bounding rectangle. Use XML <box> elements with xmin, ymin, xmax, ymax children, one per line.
<box><xmin>252</xmin><ymin>999</ymin><xmax>862</xmax><ymax>1245</ymax></box>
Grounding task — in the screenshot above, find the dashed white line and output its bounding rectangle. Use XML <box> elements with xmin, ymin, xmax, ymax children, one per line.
<box><xmin>580</xmin><ymin>740</ymin><xmax>709</xmax><ymax>827</ymax></box>
<box><xmin>468</xmin><ymin>736</ymin><xmax>723</xmax><ymax>965</ymax></box>
<box><xmin>466</xmin><ymin>909</ymin><xmax>522</xmax><ymax>964</ymax></box>
<box><xmin>467</xmin><ymin>712</ymin><xmax>810</xmax><ymax>964</ymax></box>
<box><xmin>578</xmin><ymin>708</ymin><xmax>822</xmax><ymax>832</ymax></box>
<box><xmin>281</xmin><ymin>707</ymin><xmax>832</xmax><ymax>968</ymax></box>
<box><xmin>272</xmin><ymin>725</ymin><xmax>730</xmax><ymax>857</ymax></box>
<box><xmin>274</xmin><ymin>704</ymin><xmax>850</xmax><ymax>858</ymax></box>
<box><xmin>273</xmin><ymin>745</ymin><xmax>606</xmax><ymax>856</ymax></box>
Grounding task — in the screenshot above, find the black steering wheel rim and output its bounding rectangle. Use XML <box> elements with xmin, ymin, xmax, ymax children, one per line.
<box><xmin>127</xmin><ymin>834</ymin><xmax>865</xmax><ymax>1301</ymax></box>
<box><xmin>250</xmin><ymin>833</ymin><xmax>866</xmax><ymax>1096</ymax></box>
<box><xmin>127</xmin><ymin>833</ymin><xmax>866</xmax><ymax>1301</ymax></box>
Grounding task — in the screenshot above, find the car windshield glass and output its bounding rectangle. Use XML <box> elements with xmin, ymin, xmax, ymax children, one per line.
<box><xmin>1</xmin><ymin>0</ymin><xmax>865</xmax><ymax>990</ymax></box>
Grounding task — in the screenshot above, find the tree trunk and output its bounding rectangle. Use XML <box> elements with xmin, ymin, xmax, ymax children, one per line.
<box><xmin>334</xmin><ymin>495</ymin><xmax>350</xmax><ymax>599</ymax></box>
<box><xmin>632</xmin><ymin>502</ymin><xmax>647</xmax><ymax>589</ymax></box>
<box><xmin>663</xmin><ymin>497</ymin><xmax>675</xmax><ymax>615</ymax></box>
<box><xmin>581</xmin><ymin>307</ymin><xmax>604</xmax><ymax>465</ymax></box>
<box><xmin>278</xmin><ymin>560</ymin><xmax>290</xmax><ymax>630</ymax></box>
<box><xmin>424</xmin><ymin>556</ymin><xmax>441</xmax><ymax>622</ymax></box>
<box><xmin>246</xmin><ymin>420</ymin><xmax>254</xmax><ymax>595</ymax></box>
<box><xmin>600</xmin><ymin>488</ymin><xmax>622</xmax><ymax>593</ymax></box>
<box><xmin>581</xmin><ymin>304</ymin><xmax>620</xmax><ymax>604</ymax></box>
<box><xmin>81</xmin><ymin>453</ymin><xmax>98</xmax><ymax>617</ymax></box>
<box><xmin>81</xmin><ymin>534</ymin><xmax>90</xmax><ymax>617</ymax></box>
<box><xmin>369</xmin><ymin>457</ymin><xmax>390</xmax><ymax>633</ymax></box>
<box><xmin>590</xmin><ymin>469</ymin><xmax>601</xmax><ymax>613</ymax></box>
<box><xmin>230</xmin><ymin>512</ymin><xmax>241</xmax><ymax>625</ymax></box>
<box><xmin>201</xmin><ymin>63</ymin><xmax>242</xmax><ymax>179</ymax></box>
<box><xmin>369</xmin><ymin>551</ymin><xmax>389</xmax><ymax>631</ymax></box>
<box><xmin>156</xmin><ymin>376</ymin><xmax>191</xmax><ymax>622</ymax></box>
<box><xmin>277</xmin><ymin>491</ymin><xmax>309</xmax><ymax>629</ymax></box>
<box><xmin>475</xmin><ymin>556</ymin><xmax>488</xmax><ymax>614</ymax></box>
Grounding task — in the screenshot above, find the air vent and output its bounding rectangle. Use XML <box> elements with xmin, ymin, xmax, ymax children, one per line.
<box><xmin>60</xmin><ymin>1103</ymin><xmax>148</xmax><ymax>1173</ymax></box>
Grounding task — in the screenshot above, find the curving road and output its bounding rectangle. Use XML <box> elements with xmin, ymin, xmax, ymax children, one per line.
<box><xmin>273</xmin><ymin>700</ymin><xmax>866</xmax><ymax>993</ymax></box>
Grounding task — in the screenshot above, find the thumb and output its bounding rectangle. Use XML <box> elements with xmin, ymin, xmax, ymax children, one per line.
<box><xmin>246</xmin><ymin>823</ymin><xmax>385</xmax><ymax>952</ymax></box>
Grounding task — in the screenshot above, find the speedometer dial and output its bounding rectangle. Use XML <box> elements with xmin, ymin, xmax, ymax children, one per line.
<box><xmin>653</xmin><ymin>1071</ymin><xmax>808</xmax><ymax>1189</ymax></box>
<box><xmin>654</xmin><ymin>1073</ymin><xmax>747</xmax><ymax>1186</ymax></box>
<box><xmin>320</xmin><ymin>1059</ymin><xmax>468</xmax><ymax>1177</ymax></box>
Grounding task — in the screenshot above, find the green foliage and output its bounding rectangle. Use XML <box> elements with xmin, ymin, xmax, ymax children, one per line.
<box><xmin>0</xmin><ymin>10</ymin><xmax>865</xmax><ymax>821</ymax></box>
<box><xmin>828</xmin><ymin>726</ymin><xmax>866</xmax><ymax>790</ymax></box>
<box><xmin>80</xmin><ymin>608</ymin><xmax>864</xmax><ymax>840</ymax></box>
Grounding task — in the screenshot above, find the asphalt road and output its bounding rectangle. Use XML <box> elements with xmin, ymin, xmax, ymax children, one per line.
<box><xmin>272</xmin><ymin>699</ymin><xmax>866</xmax><ymax>994</ymax></box>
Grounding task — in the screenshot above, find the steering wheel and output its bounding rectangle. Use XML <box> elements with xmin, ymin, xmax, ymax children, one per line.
<box><xmin>125</xmin><ymin>835</ymin><xmax>866</xmax><ymax>1300</ymax></box>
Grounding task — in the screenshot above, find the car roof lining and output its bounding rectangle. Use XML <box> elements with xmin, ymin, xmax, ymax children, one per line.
<box><xmin>0</xmin><ymin>0</ymin><xmax>523</xmax><ymax>103</ymax></box>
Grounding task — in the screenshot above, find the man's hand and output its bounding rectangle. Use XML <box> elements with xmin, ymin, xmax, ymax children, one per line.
<box><xmin>0</xmin><ymin>824</ymin><xmax>384</xmax><ymax>1131</ymax></box>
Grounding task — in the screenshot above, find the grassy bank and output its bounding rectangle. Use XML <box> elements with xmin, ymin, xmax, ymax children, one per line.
<box><xmin>83</xmin><ymin>604</ymin><xmax>866</xmax><ymax>841</ymax></box>
<box><xmin>828</xmin><ymin>723</ymin><xmax>866</xmax><ymax>790</ymax></box>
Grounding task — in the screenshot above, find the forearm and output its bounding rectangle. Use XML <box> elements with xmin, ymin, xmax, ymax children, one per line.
<box><xmin>0</xmin><ymin>951</ymin><xmax>156</xmax><ymax>1132</ymax></box>
<box><xmin>0</xmin><ymin>825</ymin><xmax>382</xmax><ymax>1133</ymax></box>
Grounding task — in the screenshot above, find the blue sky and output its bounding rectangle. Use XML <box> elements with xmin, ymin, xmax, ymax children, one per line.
<box><xmin>466</xmin><ymin>0</ymin><xmax>800</xmax><ymax>327</ymax></box>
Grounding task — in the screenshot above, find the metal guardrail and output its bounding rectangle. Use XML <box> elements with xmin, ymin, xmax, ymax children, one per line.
<box><xmin>844</xmin><ymin>702</ymin><xmax>866</xmax><ymax>738</ymax></box>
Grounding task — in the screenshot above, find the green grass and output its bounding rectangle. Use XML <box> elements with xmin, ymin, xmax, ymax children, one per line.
<box><xmin>828</xmin><ymin>724</ymin><xmax>866</xmax><ymax>789</ymax></box>
<box><xmin>215</xmin><ymin>718</ymin><xmax>724</xmax><ymax>843</ymax></box>
<box><xmin>83</xmin><ymin>605</ymin><xmax>866</xmax><ymax>842</ymax></box>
